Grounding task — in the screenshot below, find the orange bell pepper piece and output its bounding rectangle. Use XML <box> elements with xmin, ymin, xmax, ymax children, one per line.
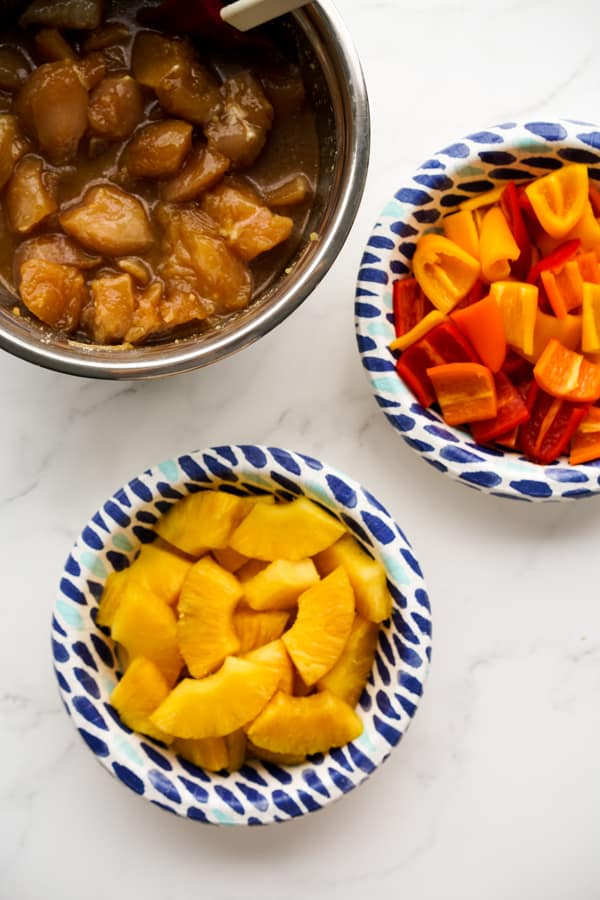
<box><xmin>564</xmin><ymin>200</ymin><xmax>600</xmax><ymax>250</ymax></box>
<box><xmin>576</xmin><ymin>250</ymin><xmax>600</xmax><ymax>284</ymax></box>
<box><xmin>389</xmin><ymin>310</ymin><xmax>447</xmax><ymax>352</ymax></box>
<box><xmin>489</xmin><ymin>281</ymin><xmax>538</xmax><ymax>357</ymax></box>
<box><xmin>541</xmin><ymin>261</ymin><xmax>584</xmax><ymax>319</ymax></box>
<box><xmin>412</xmin><ymin>233</ymin><xmax>480</xmax><ymax>313</ymax></box>
<box><xmin>525</xmin><ymin>163</ymin><xmax>589</xmax><ymax>239</ymax></box>
<box><xmin>479</xmin><ymin>206</ymin><xmax>520</xmax><ymax>282</ymax></box>
<box><xmin>534</xmin><ymin>338</ymin><xmax>600</xmax><ymax>402</ymax></box>
<box><xmin>581</xmin><ymin>282</ymin><xmax>600</xmax><ymax>353</ymax></box>
<box><xmin>569</xmin><ymin>407</ymin><xmax>600</xmax><ymax>464</ymax></box>
<box><xmin>451</xmin><ymin>294</ymin><xmax>506</xmax><ymax>372</ymax></box>
<box><xmin>443</xmin><ymin>209</ymin><xmax>480</xmax><ymax>259</ymax></box>
<box><xmin>521</xmin><ymin>309</ymin><xmax>582</xmax><ymax>364</ymax></box>
<box><xmin>426</xmin><ymin>362</ymin><xmax>497</xmax><ymax>425</ymax></box>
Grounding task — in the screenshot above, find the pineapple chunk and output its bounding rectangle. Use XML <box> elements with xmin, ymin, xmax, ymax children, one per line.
<box><xmin>317</xmin><ymin>615</ymin><xmax>379</xmax><ymax>708</ymax></box>
<box><xmin>110</xmin><ymin>656</ymin><xmax>173</xmax><ymax>744</ymax></box>
<box><xmin>243</xmin><ymin>558</ymin><xmax>319</xmax><ymax>611</ymax></box>
<box><xmin>243</xmin><ymin>639</ymin><xmax>294</xmax><ymax>693</ymax></box>
<box><xmin>282</xmin><ymin>566</ymin><xmax>354</xmax><ymax>686</ymax></box>
<box><xmin>246</xmin><ymin>690</ymin><xmax>363</xmax><ymax>756</ymax></box>
<box><xmin>177</xmin><ymin>556</ymin><xmax>242</xmax><ymax>678</ymax></box>
<box><xmin>212</xmin><ymin>546</ymin><xmax>248</xmax><ymax>573</ymax></box>
<box><xmin>150</xmin><ymin>656</ymin><xmax>280</xmax><ymax>739</ymax></box>
<box><xmin>229</xmin><ymin>496</ymin><xmax>345</xmax><ymax>561</ymax></box>
<box><xmin>156</xmin><ymin>491</ymin><xmax>256</xmax><ymax>556</ymax></box>
<box><xmin>246</xmin><ymin>739</ymin><xmax>305</xmax><ymax>767</ymax></box>
<box><xmin>314</xmin><ymin>534</ymin><xmax>392</xmax><ymax>623</ymax></box>
<box><xmin>111</xmin><ymin>587</ymin><xmax>183</xmax><ymax>686</ymax></box>
<box><xmin>173</xmin><ymin>731</ymin><xmax>246</xmax><ymax>772</ymax></box>
<box><xmin>233</xmin><ymin>609</ymin><xmax>289</xmax><ymax>654</ymax></box>
<box><xmin>237</xmin><ymin>558</ymin><xmax>268</xmax><ymax>582</ymax></box>
<box><xmin>96</xmin><ymin>567</ymin><xmax>128</xmax><ymax>628</ymax></box>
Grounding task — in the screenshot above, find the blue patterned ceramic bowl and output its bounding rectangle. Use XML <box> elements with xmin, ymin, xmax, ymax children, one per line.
<box><xmin>356</xmin><ymin>119</ymin><xmax>600</xmax><ymax>501</ymax></box>
<box><xmin>52</xmin><ymin>445</ymin><xmax>431</xmax><ymax>824</ymax></box>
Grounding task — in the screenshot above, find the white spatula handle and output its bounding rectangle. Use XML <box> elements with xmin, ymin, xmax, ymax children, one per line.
<box><xmin>221</xmin><ymin>0</ymin><xmax>311</xmax><ymax>32</ymax></box>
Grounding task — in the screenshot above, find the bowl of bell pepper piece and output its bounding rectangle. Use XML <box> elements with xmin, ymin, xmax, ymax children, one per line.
<box><xmin>356</xmin><ymin>119</ymin><xmax>600</xmax><ymax>501</ymax></box>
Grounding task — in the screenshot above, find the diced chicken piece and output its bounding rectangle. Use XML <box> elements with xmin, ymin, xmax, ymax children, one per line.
<box><xmin>131</xmin><ymin>31</ymin><xmax>194</xmax><ymax>90</ymax></box>
<box><xmin>201</xmin><ymin>183</ymin><xmax>292</xmax><ymax>261</ymax></box>
<box><xmin>0</xmin><ymin>46</ymin><xmax>31</xmax><ymax>92</ymax></box>
<box><xmin>19</xmin><ymin>258</ymin><xmax>86</xmax><ymax>332</ymax></box>
<box><xmin>0</xmin><ymin>115</ymin><xmax>17</xmax><ymax>190</ymax></box>
<box><xmin>16</xmin><ymin>61</ymin><xmax>88</xmax><ymax>164</ymax></box>
<box><xmin>87</xmin><ymin>272</ymin><xmax>135</xmax><ymax>344</ymax></box>
<box><xmin>76</xmin><ymin>52</ymin><xmax>106</xmax><ymax>90</ymax></box>
<box><xmin>263</xmin><ymin>174</ymin><xmax>311</xmax><ymax>208</ymax></box>
<box><xmin>160</xmin><ymin>287</ymin><xmax>214</xmax><ymax>328</ymax></box>
<box><xmin>125</xmin><ymin>119</ymin><xmax>193</xmax><ymax>179</ymax></box>
<box><xmin>6</xmin><ymin>156</ymin><xmax>58</xmax><ymax>234</ymax></box>
<box><xmin>117</xmin><ymin>257</ymin><xmax>151</xmax><ymax>285</ymax></box>
<box><xmin>60</xmin><ymin>184</ymin><xmax>154</xmax><ymax>256</ymax></box>
<box><xmin>88</xmin><ymin>75</ymin><xmax>144</xmax><ymax>141</ymax></box>
<box><xmin>100</xmin><ymin>45</ymin><xmax>128</xmax><ymax>73</ymax></box>
<box><xmin>157</xmin><ymin>204</ymin><xmax>252</xmax><ymax>313</ymax></box>
<box><xmin>156</xmin><ymin>62</ymin><xmax>221</xmax><ymax>126</ymax></box>
<box><xmin>14</xmin><ymin>234</ymin><xmax>101</xmax><ymax>283</ymax></box>
<box><xmin>82</xmin><ymin>23</ymin><xmax>131</xmax><ymax>53</ymax></box>
<box><xmin>205</xmin><ymin>72</ymin><xmax>273</xmax><ymax>170</ymax></box>
<box><xmin>125</xmin><ymin>281</ymin><xmax>164</xmax><ymax>344</ymax></box>
<box><xmin>161</xmin><ymin>143</ymin><xmax>229</xmax><ymax>202</ymax></box>
<box><xmin>34</xmin><ymin>28</ymin><xmax>77</xmax><ymax>62</ymax></box>
<box><xmin>20</xmin><ymin>0</ymin><xmax>103</xmax><ymax>30</ymax></box>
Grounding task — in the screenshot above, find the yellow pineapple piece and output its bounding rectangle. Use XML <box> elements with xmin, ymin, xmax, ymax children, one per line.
<box><xmin>233</xmin><ymin>608</ymin><xmax>289</xmax><ymax>653</ymax></box>
<box><xmin>317</xmin><ymin>615</ymin><xmax>379</xmax><ymax>707</ymax></box>
<box><xmin>213</xmin><ymin>546</ymin><xmax>248</xmax><ymax>573</ymax></box>
<box><xmin>110</xmin><ymin>656</ymin><xmax>174</xmax><ymax>744</ymax></box>
<box><xmin>229</xmin><ymin>496</ymin><xmax>345</xmax><ymax>561</ymax></box>
<box><xmin>173</xmin><ymin>730</ymin><xmax>246</xmax><ymax>772</ymax></box>
<box><xmin>314</xmin><ymin>534</ymin><xmax>392</xmax><ymax>623</ymax></box>
<box><xmin>292</xmin><ymin>670</ymin><xmax>313</xmax><ymax>697</ymax></box>
<box><xmin>177</xmin><ymin>556</ymin><xmax>243</xmax><ymax>678</ymax></box>
<box><xmin>282</xmin><ymin>566</ymin><xmax>354</xmax><ymax>685</ymax></box>
<box><xmin>96</xmin><ymin>540</ymin><xmax>192</xmax><ymax>627</ymax></box>
<box><xmin>111</xmin><ymin>587</ymin><xmax>183</xmax><ymax>686</ymax></box>
<box><xmin>237</xmin><ymin>558</ymin><xmax>269</xmax><ymax>582</ymax></box>
<box><xmin>246</xmin><ymin>739</ymin><xmax>305</xmax><ymax>767</ymax></box>
<box><xmin>150</xmin><ymin>656</ymin><xmax>280</xmax><ymax>738</ymax></box>
<box><xmin>243</xmin><ymin>639</ymin><xmax>294</xmax><ymax>693</ymax></box>
<box><xmin>156</xmin><ymin>490</ymin><xmax>257</xmax><ymax>556</ymax></box>
<box><xmin>243</xmin><ymin>558</ymin><xmax>320</xmax><ymax>611</ymax></box>
<box><xmin>246</xmin><ymin>690</ymin><xmax>363</xmax><ymax>755</ymax></box>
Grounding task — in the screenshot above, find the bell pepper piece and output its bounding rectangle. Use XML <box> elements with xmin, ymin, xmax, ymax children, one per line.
<box><xmin>470</xmin><ymin>371</ymin><xmax>529</xmax><ymax>444</ymax></box>
<box><xmin>392</xmin><ymin>277</ymin><xmax>432</xmax><ymax>339</ymax></box>
<box><xmin>519</xmin><ymin>382</ymin><xmax>589</xmax><ymax>464</ymax></box>
<box><xmin>489</xmin><ymin>281</ymin><xmax>538</xmax><ymax>357</ymax></box>
<box><xmin>500</xmin><ymin>181</ymin><xmax>532</xmax><ymax>280</ymax></box>
<box><xmin>458</xmin><ymin>185</ymin><xmax>504</xmax><ymax>212</ymax></box>
<box><xmin>564</xmin><ymin>200</ymin><xmax>600</xmax><ymax>250</ymax></box>
<box><xmin>568</xmin><ymin>407</ymin><xmax>600</xmax><ymax>464</ymax></box>
<box><xmin>479</xmin><ymin>206</ymin><xmax>520</xmax><ymax>282</ymax></box>
<box><xmin>576</xmin><ymin>250</ymin><xmax>600</xmax><ymax>284</ymax></box>
<box><xmin>389</xmin><ymin>310</ymin><xmax>447</xmax><ymax>352</ymax></box>
<box><xmin>540</xmin><ymin>260</ymin><xmax>584</xmax><ymax>319</ymax></box>
<box><xmin>427</xmin><ymin>362</ymin><xmax>497</xmax><ymax>426</ymax></box>
<box><xmin>588</xmin><ymin>182</ymin><xmax>600</xmax><ymax>217</ymax></box>
<box><xmin>581</xmin><ymin>282</ymin><xmax>600</xmax><ymax>353</ymax></box>
<box><xmin>395</xmin><ymin>321</ymin><xmax>478</xmax><ymax>408</ymax></box>
<box><xmin>525</xmin><ymin>163</ymin><xmax>589</xmax><ymax>239</ymax></box>
<box><xmin>526</xmin><ymin>238</ymin><xmax>580</xmax><ymax>285</ymax></box>
<box><xmin>502</xmin><ymin>350</ymin><xmax>534</xmax><ymax>385</ymax></box>
<box><xmin>453</xmin><ymin>278</ymin><xmax>485</xmax><ymax>310</ymax></box>
<box><xmin>412</xmin><ymin>233</ymin><xmax>480</xmax><ymax>313</ymax></box>
<box><xmin>443</xmin><ymin>209</ymin><xmax>479</xmax><ymax>259</ymax></box>
<box><xmin>534</xmin><ymin>338</ymin><xmax>600</xmax><ymax>402</ymax></box>
<box><xmin>451</xmin><ymin>293</ymin><xmax>506</xmax><ymax>372</ymax></box>
<box><xmin>520</xmin><ymin>309</ymin><xmax>582</xmax><ymax>364</ymax></box>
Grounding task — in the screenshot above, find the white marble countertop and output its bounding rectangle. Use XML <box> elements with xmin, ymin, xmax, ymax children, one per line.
<box><xmin>2</xmin><ymin>1</ymin><xmax>600</xmax><ymax>897</ymax></box>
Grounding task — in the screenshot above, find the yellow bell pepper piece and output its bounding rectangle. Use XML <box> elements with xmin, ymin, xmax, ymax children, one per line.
<box><xmin>525</xmin><ymin>163</ymin><xmax>588</xmax><ymax>239</ymax></box>
<box><xmin>443</xmin><ymin>209</ymin><xmax>479</xmax><ymax>259</ymax></box>
<box><xmin>581</xmin><ymin>282</ymin><xmax>600</xmax><ymax>353</ymax></box>
<box><xmin>457</xmin><ymin>185</ymin><xmax>504</xmax><ymax>212</ymax></box>
<box><xmin>520</xmin><ymin>309</ymin><xmax>582</xmax><ymax>363</ymax></box>
<box><xmin>389</xmin><ymin>310</ymin><xmax>447</xmax><ymax>352</ymax></box>
<box><xmin>564</xmin><ymin>200</ymin><xmax>600</xmax><ymax>250</ymax></box>
<box><xmin>489</xmin><ymin>281</ymin><xmax>538</xmax><ymax>357</ymax></box>
<box><xmin>412</xmin><ymin>233</ymin><xmax>480</xmax><ymax>314</ymax></box>
<box><xmin>479</xmin><ymin>206</ymin><xmax>520</xmax><ymax>282</ymax></box>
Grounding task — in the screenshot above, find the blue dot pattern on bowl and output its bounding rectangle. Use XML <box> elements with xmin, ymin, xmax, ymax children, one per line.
<box><xmin>53</xmin><ymin>446</ymin><xmax>431</xmax><ymax>825</ymax></box>
<box><xmin>355</xmin><ymin>119</ymin><xmax>600</xmax><ymax>501</ymax></box>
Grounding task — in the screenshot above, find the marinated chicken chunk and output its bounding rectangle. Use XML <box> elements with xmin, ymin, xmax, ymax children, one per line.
<box><xmin>161</xmin><ymin>144</ymin><xmax>229</xmax><ymax>202</ymax></box>
<box><xmin>34</xmin><ymin>28</ymin><xmax>78</xmax><ymax>63</ymax></box>
<box><xmin>131</xmin><ymin>32</ymin><xmax>194</xmax><ymax>90</ymax></box>
<box><xmin>19</xmin><ymin>258</ymin><xmax>86</xmax><ymax>332</ymax></box>
<box><xmin>125</xmin><ymin>120</ymin><xmax>193</xmax><ymax>179</ymax></box>
<box><xmin>201</xmin><ymin>183</ymin><xmax>293</xmax><ymax>261</ymax></box>
<box><xmin>20</xmin><ymin>0</ymin><xmax>103</xmax><ymax>30</ymax></box>
<box><xmin>86</xmin><ymin>272</ymin><xmax>136</xmax><ymax>343</ymax></box>
<box><xmin>82</xmin><ymin>23</ymin><xmax>131</xmax><ymax>53</ymax></box>
<box><xmin>0</xmin><ymin>116</ymin><xmax>18</xmax><ymax>190</ymax></box>
<box><xmin>6</xmin><ymin>156</ymin><xmax>57</xmax><ymax>234</ymax></box>
<box><xmin>14</xmin><ymin>234</ymin><xmax>101</xmax><ymax>283</ymax></box>
<box><xmin>60</xmin><ymin>185</ymin><xmax>154</xmax><ymax>256</ymax></box>
<box><xmin>205</xmin><ymin>72</ymin><xmax>273</xmax><ymax>170</ymax></box>
<box><xmin>156</xmin><ymin>62</ymin><xmax>221</xmax><ymax>126</ymax></box>
<box><xmin>124</xmin><ymin>280</ymin><xmax>163</xmax><ymax>343</ymax></box>
<box><xmin>88</xmin><ymin>75</ymin><xmax>144</xmax><ymax>141</ymax></box>
<box><xmin>16</xmin><ymin>61</ymin><xmax>88</xmax><ymax>164</ymax></box>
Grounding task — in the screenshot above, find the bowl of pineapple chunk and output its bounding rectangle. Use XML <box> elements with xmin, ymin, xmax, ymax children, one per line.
<box><xmin>53</xmin><ymin>445</ymin><xmax>431</xmax><ymax>824</ymax></box>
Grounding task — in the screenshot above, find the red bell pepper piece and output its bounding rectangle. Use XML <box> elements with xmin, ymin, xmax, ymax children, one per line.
<box><xmin>500</xmin><ymin>182</ymin><xmax>532</xmax><ymax>280</ymax></box>
<box><xmin>519</xmin><ymin>382</ymin><xmax>589</xmax><ymax>464</ymax></box>
<box><xmin>470</xmin><ymin>371</ymin><xmax>530</xmax><ymax>444</ymax></box>
<box><xmin>588</xmin><ymin>182</ymin><xmax>600</xmax><ymax>218</ymax></box>
<box><xmin>526</xmin><ymin>239</ymin><xmax>580</xmax><ymax>285</ymax></box>
<box><xmin>392</xmin><ymin>278</ymin><xmax>432</xmax><ymax>339</ymax></box>
<box><xmin>501</xmin><ymin>350</ymin><xmax>534</xmax><ymax>386</ymax></box>
<box><xmin>453</xmin><ymin>278</ymin><xmax>485</xmax><ymax>310</ymax></box>
<box><xmin>395</xmin><ymin>320</ymin><xmax>478</xmax><ymax>408</ymax></box>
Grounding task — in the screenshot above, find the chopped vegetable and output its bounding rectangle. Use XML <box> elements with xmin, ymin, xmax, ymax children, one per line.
<box><xmin>519</xmin><ymin>383</ymin><xmax>588</xmax><ymax>464</ymax></box>
<box><xmin>427</xmin><ymin>362</ymin><xmax>497</xmax><ymax>426</ymax></box>
<box><xmin>533</xmin><ymin>339</ymin><xmax>600</xmax><ymax>403</ymax></box>
<box><xmin>470</xmin><ymin>371</ymin><xmax>529</xmax><ymax>444</ymax></box>
<box><xmin>582</xmin><ymin>282</ymin><xmax>600</xmax><ymax>354</ymax></box>
<box><xmin>569</xmin><ymin>408</ymin><xmax>600</xmax><ymax>464</ymax></box>
<box><xmin>389</xmin><ymin>310</ymin><xmax>447</xmax><ymax>353</ymax></box>
<box><xmin>391</xmin><ymin>277</ymin><xmax>432</xmax><ymax>339</ymax></box>
<box><xmin>451</xmin><ymin>293</ymin><xmax>506</xmax><ymax>372</ymax></box>
<box><xmin>395</xmin><ymin>320</ymin><xmax>478</xmax><ymax>408</ymax></box>
<box><xmin>525</xmin><ymin>163</ymin><xmax>588</xmax><ymax>239</ymax></box>
<box><xmin>412</xmin><ymin>233</ymin><xmax>480</xmax><ymax>313</ymax></box>
<box><xmin>489</xmin><ymin>281</ymin><xmax>538</xmax><ymax>357</ymax></box>
<box><xmin>479</xmin><ymin>206</ymin><xmax>520</xmax><ymax>282</ymax></box>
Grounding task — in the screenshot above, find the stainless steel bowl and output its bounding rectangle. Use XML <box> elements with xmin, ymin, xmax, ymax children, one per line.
<box><xmin>0</xmin><ymin>1</ymin><xmax>370</xmax><ymax>379</ymax></box>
